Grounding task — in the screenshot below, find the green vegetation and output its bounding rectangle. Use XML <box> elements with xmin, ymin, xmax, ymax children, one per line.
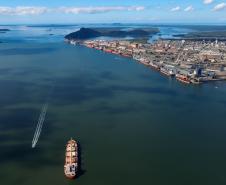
<box><xmin>65</xmin><ymin>27</ymin><xmax>159</xmax><ymax>40</ymax></box>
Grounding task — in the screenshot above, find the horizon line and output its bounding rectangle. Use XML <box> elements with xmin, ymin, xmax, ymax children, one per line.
<box><xmin>1</xmin><ymin>22</ymin><xmax>226</xmax><ymax>26</ymax></box>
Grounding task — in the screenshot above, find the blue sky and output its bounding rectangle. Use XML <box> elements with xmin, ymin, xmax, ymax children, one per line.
<box><xmin>0</xmin><ymin>0</ymin><xmax>226</xmax><ymax>24</ymax></box>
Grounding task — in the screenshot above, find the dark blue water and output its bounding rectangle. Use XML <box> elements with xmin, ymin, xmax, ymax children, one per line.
<box><xmin>0</xmin><ymin>25</ymin><xmax>226</xmax><ymax>185</ymax></box>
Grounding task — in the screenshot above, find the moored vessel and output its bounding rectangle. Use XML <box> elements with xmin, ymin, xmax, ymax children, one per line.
<box><xmin>176</xmin><ymin>74</ymin><xmax>191</xmax><ymax>84</ymax></box>
<box><xmin>64</xmin><ymin>138</ymin><xmax>78</xmax><ymax>179</ymax></box>
<box><xmin>149</xmin><ymin>62</ymin><xmax>160</xmax><ymax>71</ymax></box>
<box><xmin>160</xmin><ymin>67</ymin><xmax>173</xmax><ymax>76</ymax></box>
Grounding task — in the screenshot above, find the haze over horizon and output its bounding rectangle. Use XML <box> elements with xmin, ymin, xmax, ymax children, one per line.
<box><xmin>0</xmin><ymin>0</ymin><xmax>226</xmax><ymax>24</ymax></box>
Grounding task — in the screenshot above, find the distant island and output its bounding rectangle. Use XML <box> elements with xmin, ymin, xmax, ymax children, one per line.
<box><xmin>174</xmin><ymin>31</ymin><xmax>226</xmax><ymax>41</ymax></box>
<box><xmin>0</xmin><ymin>29</ymin><xmax>10</xmax><ymax>32</ymax></box>
<box><xmin>65</xmin><ymin>27</ymin><xmax>159</xmax><ymax>40</ymax></box>
<box><xmin>0</xmin><ymin>28</ymin><xmax>10</xmax><ymax>33</ymax></box>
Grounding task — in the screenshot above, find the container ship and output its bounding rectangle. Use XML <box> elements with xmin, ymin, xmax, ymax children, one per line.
<box><xmin>64</xmin><ymin>139</ymin><xmax>78</xmax><ymax>179</ymax></box>
<box><xmin>176</xmin><ymin>74</ymin><xmax>191</xmax><ymax>84</ymax></box>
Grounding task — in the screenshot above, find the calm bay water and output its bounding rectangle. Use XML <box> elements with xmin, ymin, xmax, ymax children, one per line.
<box><xmin>0</xmin><ymin>25</ymin><xmax>226</xmax><ymax>185</ymax></box>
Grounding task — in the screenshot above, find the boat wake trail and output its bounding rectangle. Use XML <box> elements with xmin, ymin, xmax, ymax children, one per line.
<box><xmin>32</xmin><ymin>103</ymin><xmax>48</xmax><ymax>148</ymax></box>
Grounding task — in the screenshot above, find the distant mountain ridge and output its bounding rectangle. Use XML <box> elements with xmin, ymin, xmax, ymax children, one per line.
<box><xmin>65</xmin><ymin>27</ymin><xmax>159</xmax><ymax>40</ymax></box>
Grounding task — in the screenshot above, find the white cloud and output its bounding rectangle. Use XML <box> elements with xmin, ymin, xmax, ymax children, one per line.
<box><xmin>0</xmin><ymin>7</ymin><xmax>11</xmax><ymax>14</ymax></box>
<box><xmin>15</xmin><ymin>7</ymin><xmax>48</xmax><ymax>15</ymax></box>
<box><xmin>58</xmin><ymin>6</ymin><xmax>145</xmax><ymax>14</ymax></box>
<box><xmin>184</xmin><ymin>6</ymin><xmax>194</xmax><ymax>12</ymax></box>
<box><xmin>0</xmin><ymin>6</ymin><xmax>48</xmax><ymax>15</ymax></box>
<box><xmin>203</xmin><ymin>0</ymin><xmax>214</xmax><ymax>4</ymax></box>
<box><xmin>171</xmin><ymin>6</ymin><xmax>181</xmax><ymax>12</ymax></box>
<box><xmin>213</xmin><ymin>3</ymin><xmax>226</xmax><ymax>11</ymax></box>
<box><xmin>0</xmin><ymin>6</ymin><xmax>145</xmax><ymax>15</ymax></box>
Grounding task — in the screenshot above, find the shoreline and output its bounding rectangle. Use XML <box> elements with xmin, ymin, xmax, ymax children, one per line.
<box><xmin>65</xmin><ymin>38</ymin><xmax>226</xmax><ymax>85</ymax></box>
